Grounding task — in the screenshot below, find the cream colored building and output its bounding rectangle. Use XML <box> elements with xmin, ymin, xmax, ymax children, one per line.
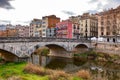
<box><xmin>29</xmin><ymin>19</ymin><xmax>42</xmax><ymax>37</ymax></box>
<box><xmin>42</xmin><ymin>17</ymin><xmax>48</xmax><ymax>37</ymax></box>
<box><xmin>79</xmin><ymin>13</ymin><xmax>98</xmax><ymax>38</ymax></box>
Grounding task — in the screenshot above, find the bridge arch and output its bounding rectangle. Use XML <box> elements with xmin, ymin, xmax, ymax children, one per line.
<box><xmin>45</xmin><ymin>44</ymin><xmax>68</xmax><ymax>57</ymax></box>
<box><xmin>30</xmin><ymin>43</ymin><xmax>69</xmax><ymax>58</ymax></box>
<box><xmin>0</xmin><ymin>49</ymin><xmax>18</xmax><ymax>61</ymax></box>
<box><xmin>29</xmin><ymin>43</ymin><xmax>67</xmax><ymax>54</ymax></box>
<box><xmin>73</xmin><ymin>44</ymin><xmax>89</xmax><ymax>53</ymax></box>
<box><xmin>45</xmin><ymin>44</ymin><xmax>67</xmax><ymax>51</ymax></box>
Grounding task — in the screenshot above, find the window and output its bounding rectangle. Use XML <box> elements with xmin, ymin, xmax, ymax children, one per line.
<box><xmin>49</xmin><ymin>29</ymin><xmax>51</xmax><ymax>33</ymax></box>
<box><xmin>112</xmin><ymin>31</ymin><xmax>116</xmax><ymax>35</ymax></box>
<box><xmin>81</xmin><ymin>24</ymin><xmax>83</xmax><ymax>26</ymax></box>
<box><xmin>106</xmin><ymin>26</ymin><xmax>110</xmax><ymax>31</ymax></box>
<box><xmin>106</xmin><ymin>32</ymin><xmax>110</xmax><ymax>35</ymax></box>
<box><xmin>42</xmin><ymin>26</ymin><xmax>46</xmax><ymax>28</ymax></box>
<box><xmin>101</xmin><ymin>32</ymin><xmax>103</xmax><ymax>35</ymax></box>
<box><xmin>43</xmin><ymin>29</ymin><xmax>46</xmax><ymax>32</ymax></box>
<box><xmin>77</xmin><ymin>26</ymin><xmax>79</xmax><ymax>29</ymax></box>
<box><xmin>73</xmin><ymin>25</ymin><xmax>76</xmax><ymax>29</ymax></box>
<box><xmin>101</xmin><ymin>17</ymin><xmax>103</xmax><ymax>20</ymax></box>
<box><xmin>107</xmin><ymin>21</ymin><xmax>110</xmax><ymax>25</ymax></box>
<box><xmin>101</xmin><ymin>27</ymin><xmax>104</xmax><ymax>31</ymax></box>
<box><xmin>36</xmin><ymin>26</ymin><xmax>38</xmax><ymax>28</ymax></box>
<box><xmin>107</xmin><ymin>15</ymin><xmax>110</xmax><ymax>19</ymax></box>
<box><xmin>42</xmin><ymin>22</ymin><xmax>46</xmax><ymax>24</ymax></box>
<box><xmin>113</xmin><ymin>38</ymin><xmax>115</xmax><ymax>43</ymax></box>
<box><xmin>81</xmin><ymin>28</ymin><xmax>83</xmax><ymax>31</ymax></box>
<box><xmin>101</xmin><ymin>22</ymin><xmax>104</xmax><ymax>25</ymax></box>
<box><xmin>107</xmin><ymin>38</ymin><xmax>109</xmax><ymax>42</ymax></box>
<box><xmin>42</xmin><ymin>33</ymin><xmax>45</xmax><ymax>36</ymax></box>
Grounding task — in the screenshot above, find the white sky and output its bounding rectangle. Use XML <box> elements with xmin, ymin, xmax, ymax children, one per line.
<box><xmin>0</xmin><ymin>0</ymin><xmax>119</xmax><ymax>25</ymax></box>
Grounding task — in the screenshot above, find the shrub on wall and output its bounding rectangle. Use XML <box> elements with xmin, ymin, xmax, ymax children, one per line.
<box><xmin>41</xmin><ymin>48</ymin><xmax>50</xmax><ymax>56</ymax></box>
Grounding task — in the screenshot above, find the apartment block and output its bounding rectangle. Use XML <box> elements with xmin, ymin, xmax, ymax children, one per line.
<box><xmin>98</xmin><ymin>6</ymin><xmax>120</xmax><ymax>38</ymax></box>
<box><xmin>16</xmin><ymin>25</ymin><xmax>29</xmax><ymax>37</ymax></box>
<box><xmin>29</xmin><ymin>19</ymin><xmax>42</xmax><ymax>37</ymax></box>
<box><xmin>79</xmin><ymin>13</ymin><xmax>98</xmax><ymax>38</ymax></box>
<box><xmin>56</xmin><ymin>20</ymin><xmax>80</xmax><ymax>39</ymax></box>
<box><xmin>42</xmin><ymin>15</ymin><xmax>60</xmax><ymax>37</ymax></box>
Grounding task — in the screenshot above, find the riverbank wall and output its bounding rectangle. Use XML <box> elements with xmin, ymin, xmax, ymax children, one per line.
<box><xmin>92</xmin><ymin>42</ymin><xmax>120</xmax><ymax>55</ymax></box>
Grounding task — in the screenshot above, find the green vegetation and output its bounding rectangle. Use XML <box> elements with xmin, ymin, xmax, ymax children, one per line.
<box><xmin>74</xmin><ymin>51</ymin><xmax>97</xmax><ymax>58</ymax></box>
<box><xmin>72</xmin><ymin>76</ymin><xmax>83</xmax><ymax>80</ymax></box>
<box><xmin>0</xmin><ymin>62</ymin><xmax>49</xmax><ymax>80</ymax></box>
<box><xmin>74</xmin><ymin>53</ymin><xmax>88</xmax><ymax>58</ymax></box>
<box><xmin>74</xmin><ymin>51</ymin><xmax>120</xmax><ymax>63</ymax></box>
<box><xmin>0</xmin><ymin>62</ymin><xmax>25</xmax><ymax>78</ymax></box>
<box><xmin>41</xmin><ymin>48</ymin><xmax>49</xmax><ymax>56</ymax></box>
<box><xmin>73</xmin><ymin>51</ymin><xmax>97</xmax><ymax>63</ymax></box>
<box><xmin>0</xmin><ymin>62</ymin><xmax>84</xmax><ymax>80</ymax></box>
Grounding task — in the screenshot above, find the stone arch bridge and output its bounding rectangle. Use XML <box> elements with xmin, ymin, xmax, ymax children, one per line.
<box><xmin>0</xmin><ymin>37</ymin><xmax>92</xmax><ymax>61</ymax></box>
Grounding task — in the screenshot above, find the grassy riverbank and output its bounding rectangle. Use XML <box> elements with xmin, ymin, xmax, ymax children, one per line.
<box><xmin>0</xmin><ymin>62</ymin><xmax>49</xmax><ymax>80</ymax></box>
<box><xmin>0</xmin><ymin>62</ymin><xmax>89</xmax><ymax>80</ymax></box>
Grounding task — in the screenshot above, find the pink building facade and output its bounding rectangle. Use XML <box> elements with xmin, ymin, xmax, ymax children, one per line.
<box><xmin>56</xmin><ymin>20</ymin><xmax>80</xmax><ymax>39</ymax></box>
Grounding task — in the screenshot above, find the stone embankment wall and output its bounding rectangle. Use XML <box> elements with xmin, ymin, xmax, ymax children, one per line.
<box><xmin>92</xmin><ymin>42</ymin><xmax>120</xmax><ymax>55</ymax></box>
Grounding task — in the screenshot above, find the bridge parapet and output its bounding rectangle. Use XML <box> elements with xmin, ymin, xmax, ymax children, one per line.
<box><xmin>0</xmin><ymin>37</ymin><xmax>91</xmax><ymax>43</ymax></box>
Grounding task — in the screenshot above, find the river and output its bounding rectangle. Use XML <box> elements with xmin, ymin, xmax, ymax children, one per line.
<box><xmin>45</xmin><ymin>57</ymin><xmax>120</xmax><ymax>80</ymax></box>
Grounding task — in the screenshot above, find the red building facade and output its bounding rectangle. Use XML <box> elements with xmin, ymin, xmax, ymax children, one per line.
<box><xmin>56</xmin><ymin>20</ymin><xmax>80</xmax><ymax>39</ymax></box>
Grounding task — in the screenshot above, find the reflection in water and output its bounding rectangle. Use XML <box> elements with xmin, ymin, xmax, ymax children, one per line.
<box><xmin>45</xmin><ymin>57</ymin><xmax>120</xmax><ymax>80</ymax></box>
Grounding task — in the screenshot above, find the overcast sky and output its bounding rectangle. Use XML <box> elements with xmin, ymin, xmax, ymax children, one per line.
<box><xmin>0</xmin><ymin>0</ymin><xmax>120</xmax><ymax>25</ymax></box>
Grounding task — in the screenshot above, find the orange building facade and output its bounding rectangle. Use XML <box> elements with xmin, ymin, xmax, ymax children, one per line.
<box><xmin>0</xmin><ymin>29</ymin><xmax>18</xmax><ymax>37</ymax></box>
<box><xmin>42</xmin><ymin>15</ymin><xmax>60</xmax><ymax>37</ymax></box>
<box><xmin>43</xmin><ymin>15</ymin><xmax>60</xmax><ymax>28</ymax></box>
